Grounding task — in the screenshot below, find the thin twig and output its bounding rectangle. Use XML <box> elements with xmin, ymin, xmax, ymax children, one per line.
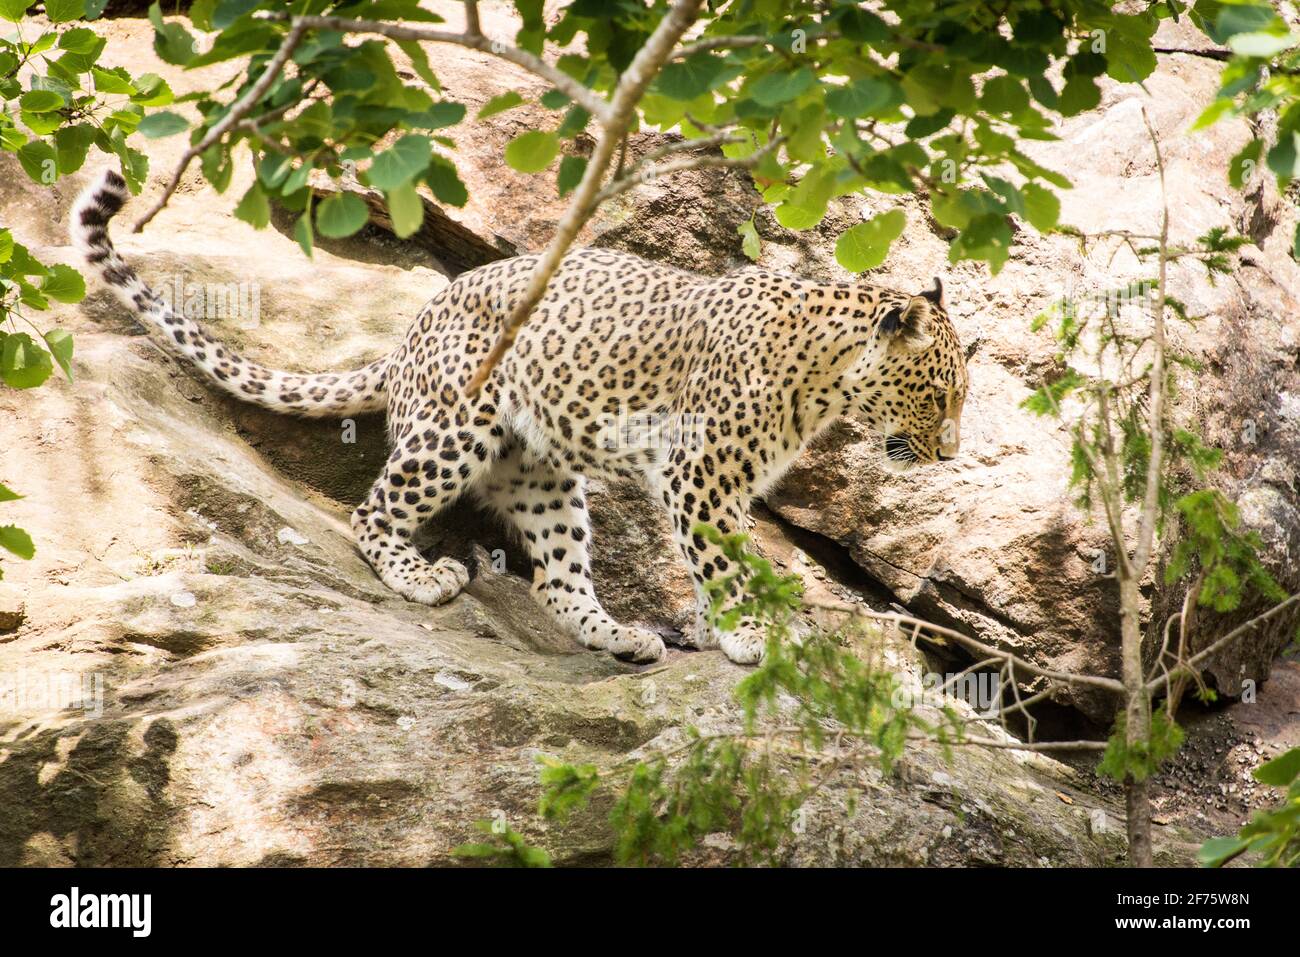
<box><xmin>594</xmin><ymin>135</ymin><xmax>782</xmax><ymax>204</ymax></box>
<box><xmin>927</xmin><ymin>735</ymin><xmax>1108</xmax><ymax>753</ymax></box>
<box><xmin>233</xmin><ymin>78</ymin><xmax>322</xmax><ymax>138</ymax></box>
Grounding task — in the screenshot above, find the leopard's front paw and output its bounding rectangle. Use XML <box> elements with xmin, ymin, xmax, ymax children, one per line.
<box><xmin>385</xmin><ymin>556</ymin><xmax>469</xmax><ymax>606</ymax></box>
<box><xmin>609</xmin><ymin>626</ymin><xmax>667</xmax><ymax>664</ymax></box>
<box><xmin>719</xmin><ymin>626</ymin><xmax>767</xmax><ymax>665</ymax></box>
<box><xmin>668</xmin><ymin>621</ymin><xmax>717</xmax><ymax>650</ymax></box>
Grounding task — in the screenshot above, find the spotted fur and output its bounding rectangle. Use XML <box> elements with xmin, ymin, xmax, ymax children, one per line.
<box><xmin>74</xmin><ymin>168</ymin><xmax>967</xmax><ymax>665</ymax></box>
<box><xmin>71</xmin><ymin>170</ymin><xmax>388</xmax><ymax>417</ymax></box>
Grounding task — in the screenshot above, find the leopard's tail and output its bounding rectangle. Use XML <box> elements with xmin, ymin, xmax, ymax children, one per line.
<box><xmin>71</xmin><ymin>168</ymin><xmax>389</xmax><ymax>419</ymax></box>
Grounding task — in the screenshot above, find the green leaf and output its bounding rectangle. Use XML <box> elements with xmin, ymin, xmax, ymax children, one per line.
<box><xmin>91</xmin><ymin>66</ymin><xmax>136</xmax><ymax>95</ymax></box>
<box><xmin>232</xmin><ymin>182</ymin><xmax>271</xmax><ymax>229</ymax></box>
<box><xmin>950</xmin><ymin>213</ymin><xmax>1014</xmax><ymax>274</ymax></box>
<box><xmin>53</xmin><ymin>124</ymin><xmax>95</xmax><ymax>175</ymax></box>
<box><xmin>902</xmin><ymin>64</ymin><xmax>974</xmax><ymax>116</ymax></box>
<box><xmin>137</xmin><ymin>110</ymin><xmax>189</xmax><ymax>139</ymax></box>
<box><xmin>477</xmin><ymin>91</ymin><xmax>524</xmax><ymax>119</ymax></box>
<box><xmin>1254</xmin><ymin>747</ymin><xmax>1300</xmax><ymax>787</ymax></box>
<box><xmin>315</xmin><ymin>191</ymin><xmax>370</xmax><ymax>238</ymax></box>
<box><xmin>417</xmin><ymin>101</ymin><xmax>465</xmax><ymax>130</ymax></box>
<box><xmin>825</xmin><ymin>77</ymin><xmax>898</xmax><ymax>119</ymax></box>
<box><xmin>1020</xmin><ymin>182</ymin><xmax>1060</xmax><ymax>232</ymax></box>
<box><xmin>424</xmin><ymin>155</ymin><xmax>467</xmax><ymax>207</ymax></box>
<box><xmin>57</xmin><ymin>26</ymin><xmax>99</xmax><ymax>53</ymax></box>
<box><xmin>1190</xmin><ymin>97</ymin><xmax>1232</xmax><ymax>132</ymax></box>
<box><xmin>1197</xmin><ymin>836</ymin><xmax>1249</xmax><ymax>868</ymax></box>
<box><xmin>293</xmin><ymin>212</ymin><xmax>314</xmax><ymax>258</ymax></box>
<box><xmin>835</xmin><ymin>209</ymin><xmax>907</xmax><ymax>272</ymax></box>
<box><xmin>1028</xmin><ymin>75</ymin><xmax>1059</xmax><ymax>109</ymax></box>
<box><xmin>1267</xmin><ymin>131</ymin><xmax>1299</xmax><ymax>184</ymax></box>
<box><xmin>386</xmin><ymin>181</ymin><xmax>424</xmax><ymax>238</ymax></box>
<box><xmin>40</xmin><ymin>264</ymin><xmax>85</xmax><ymax>304</ymax></box>
<box><xmin>504</xmin><ymin>130</ymin><xmax>559</xmax><ymax>174</ymax></box>
<box><xmin>148</xmin><ymin>1</ymin><xmax>197</xmax><ymax>65</ymax></box>
<box><xmin>0</xmin><ymin>525</ymin><xmax>35</xmax><ymax>561</ymax></box>
<box><xmin>212</xmin><ymin>0</ymin><xmax>259</xmax><ymax>29</ymax></box>
<box><xmin>1</xmin><ymin>332</ymin><xmax>54</xmax><ymax>389</ymax></box>
<box><xmin>655</xmin><ymin>53</ymin><xmax>728</xmax><ymax>101</ymax></box>
<box><xmin>0</xmin><ymin>1</ymin><xmax>33</xmax><ymax>24</ymax></box>
<box><xmin>1229</xmin><ymin>139</ymin><xmax>1263</xmax><ymax>188</ymax></box>
<box><xmin>773</xmin><ymin>166</ymin><xmax>833</xmax><ymax>230</ymax></box>
<box><xmin>130</xmin><ymin>74</ymin><xmax>175</xmax><ymax>107</ymax></box>
<box><xmin>43</xmin><ymin>0</ymin><xmax>84</xmax><ymax>23</ymax></box>
<box><xmin>200</xmin><ymin>145</ymin><xmax>233</xmax><ymax>194</ymax></box>
<box><xmin>554</xmin><ymin>155</ymin><xmax>584</xmax><ymax>197</ymax></box>
<box><xmin>187</xmin><ymin>21</ymin><xmax>270</xmax><ymax>68</ymax></box>
<box><xmin>540</xmin><ymin>88</ymin><xmax>569</xmax><ymax>110</ymax></box>
<box><xmin>368</xmin><ymin>134</ymin><xmax>432</xmax><ymax>190</ymax></box>
<box><xmin>43</xmin><ymin>329</ymin><xmax>74</xmax><ymax>381</ymax></box>
<box><xmin>16</xmin><ymin>140</ymin><xmax>57</xmax><ymax>185</ymax></box>
<box><xmin>1228</xmin><ymin>31</ymin><xmax>1298</xmax><ymax>57</ymax></box>
<box><xmin>19</xmin><ymin>90</ymin><xmax>65</xmax><ymax>113</ymax></box>
<box><xmin>21</xmin><ymin>110</ymin><xmax>63</xmax><ymax>137</ymax></box>
<box><xmin>981</xmin><ymin>75</ymin><xmax>1030</xmax><ymax>115</ymax></box>
<box><xmin>1058</xmin><ymin>75</ymin><xmax>1101</xmax><ymax>116</ymax></box>
<box><xmin>737</xmin><ymin>216</ymin><xmax>761</xmax><ymax>260</ymax></box>
<box><xmin>258</xmin><ymin>153</ymin><xmax>293</xmax><ymax>190</ymax></box>
<box><xmin>279</xmin><ymin>161</ymin><xmax>311</xmax><ymax>197</ymax></box>
<box><xmin>0</xmin><ymin>482</ymin><xmax>21</xmax><ymax>503</ymax></box>
<box><xmin>556</xmin><ymin>105</ymin><xmax>589</xmax><ymax>139</ymax></box>
<box><xmin>1103</xmin><ymin>21</ymin><xmax>1158</xmax><ymax>83</ymax></box>
<box><xmin>1212</xmin><ymin>2</ymin><xmax>1284</xmax><ymax>43</ymax></box>
<box><xmin>395</xmin><ymin>37</ymin><xmax>440</xmax><ymax>90</ymax></box>
<box><xmin>750</xmin><ymin>67</ymin><xmax>815</xmax><ymax>107</ymax></box>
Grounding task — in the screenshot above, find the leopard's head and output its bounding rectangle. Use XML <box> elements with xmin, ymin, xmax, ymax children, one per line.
<box><xmin>846</xmin><ymin>279</ymin><xmax>968</xmax><ymax>468</ymax></box>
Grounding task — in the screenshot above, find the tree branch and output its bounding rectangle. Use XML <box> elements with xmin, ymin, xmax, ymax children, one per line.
<box><xmin>132</xmin><ymin>19</ymin><xmax>308</xmax><ymax>232</ymax></box>
<box><xmin>1133</xmin><ymin>105</ymin><xmax>1168</xmax><ymax>572</ymax></box>
<box><xmin>255</xmin><ymin>12</ymin><xmax>614</xmax><ymax>124</ymax></box>
<box><xmin>809</xmin><ymin>600</ymin><xmax>1126</xmax><ymax>692</ymax></box>
<box><xmin>1145</xmin><ymin>592</ymin><xmax>1300</xmax><ymax>695</ymax></box>
<box><xmin>672</xmin><ymin>34</ymin><xmax>768</xmax><ymax>58</ymax></box>
<box><xmin>463</xmin><ymin>0</ymin><xmax>708</xmax><ymax>397</ymax></box>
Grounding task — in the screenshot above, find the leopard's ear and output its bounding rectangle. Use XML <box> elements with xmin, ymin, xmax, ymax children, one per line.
<box><xmin>921</xmin><ymin>276</ymin><xmax>944</xmax><ymax>307</ymax></box>
<box><xmin>879</xmin><ymin>296</ymin><xmax>935</xmax><ymax>352</ymax></box>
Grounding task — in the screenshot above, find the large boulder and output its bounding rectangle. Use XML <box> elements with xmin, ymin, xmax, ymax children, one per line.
<box><xmin>1</xmin><ymin>259</ymin><xmax>1158</xmax><ymax>866</ymax></box>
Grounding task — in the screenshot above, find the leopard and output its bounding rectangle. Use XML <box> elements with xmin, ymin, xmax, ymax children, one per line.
<box><xmin>72</xmin><ymin>168</ymin><xmax>968</xmax><ymax>666</ymax></box>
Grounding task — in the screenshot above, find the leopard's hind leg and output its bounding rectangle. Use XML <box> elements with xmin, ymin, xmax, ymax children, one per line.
<box><xmin>480</xmin><ymin>443</ymin><xmax>665</xmax><ymax>663</ymax></box>
<box><xmin>351</xmin><ymin>413</ymin><xmax>500</xmax><ymax>606</ymax></box>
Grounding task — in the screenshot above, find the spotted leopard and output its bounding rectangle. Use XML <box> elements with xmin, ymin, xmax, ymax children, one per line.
<box><xmin>73</xmin><ymin>168</ymin><xmax>968</xmax><ymax>665</ymax></box>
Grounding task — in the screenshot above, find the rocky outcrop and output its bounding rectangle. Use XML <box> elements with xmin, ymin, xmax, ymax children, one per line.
<box><xmin>0</xmin><ymin>276</ymin><xmax>1153</xmax><ymax>866</ymax></box>
<box><xmin>2</xmin><ymin>10</ymin><xmax>1296</xmax><ymax>866</ymax></box>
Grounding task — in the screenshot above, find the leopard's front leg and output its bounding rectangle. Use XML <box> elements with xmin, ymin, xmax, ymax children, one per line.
<box><xmin>659</xmin><ymin>455</ymin><xmax>768</xmax><ymax>665</ymax></box>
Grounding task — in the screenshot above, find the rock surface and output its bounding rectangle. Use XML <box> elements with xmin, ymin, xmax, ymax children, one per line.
<box><xmin>2</xmin><ymin>8</ymin><xmax>1296</xmax><ymax>867</ymax></box>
